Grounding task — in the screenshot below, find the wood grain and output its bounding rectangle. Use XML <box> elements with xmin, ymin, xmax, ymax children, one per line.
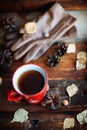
<box><xmin>0</xmin><ymin>0</ymin><xmax>87</xmax><ymax>12</ymax></box>
<box><xmin>1</xmin><ymin>43</ymin><xmax>86</xmax><ymax>80</ymax></box>
<box><xmin>0</xmin><ymin>7</ymin><xmax>87</xmax><ymax>130</ymax></box>
<box><xmin>0</xmin><ymin>79</ymin><xmax>87</xmax><ymax>129</ymax></box>
<box><xmin>0</xmin><ymin>43</ymin><xmax>87</xmax><ymax>130</ymax></box>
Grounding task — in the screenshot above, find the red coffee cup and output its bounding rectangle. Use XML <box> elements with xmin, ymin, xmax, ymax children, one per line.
<box><xmin>7</xmin><ymin>64</ymin><xmax>48</xmax><ymax>104</ymax></box>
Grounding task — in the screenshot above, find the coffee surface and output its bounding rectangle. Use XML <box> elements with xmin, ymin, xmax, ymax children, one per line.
<box><xmin>18</xmin><ymin>70</ymin><xmax>44</xmax><ymax>95</ymax></box>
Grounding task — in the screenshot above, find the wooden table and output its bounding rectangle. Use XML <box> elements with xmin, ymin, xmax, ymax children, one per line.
<box><xmin>0</xmin><ymin>42</ymin><xmax>87</xmax><ymax>130</ymax></box>
<box><xmin>0</xmin><ymin>1</ymin><xmax>87</xmax><ymax>130</ymax></box>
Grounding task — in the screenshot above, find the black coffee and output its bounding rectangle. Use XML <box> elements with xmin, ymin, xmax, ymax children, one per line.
<box><xmin>18</xmin><ymin>70</ymin><xmax>45</xmax><ymax>95</ymax></box>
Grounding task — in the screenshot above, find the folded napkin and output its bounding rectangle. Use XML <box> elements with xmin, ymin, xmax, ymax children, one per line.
<box><xmin>11</xmin><ymin>2</ymin><xmax>77</xmax><ymax>63</ymax></box>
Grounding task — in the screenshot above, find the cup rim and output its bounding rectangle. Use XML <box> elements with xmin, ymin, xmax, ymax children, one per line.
<box><xmin>12</xmin><ymin>63</ymin><xmax>48</xmax><ymax>97</ymax></box>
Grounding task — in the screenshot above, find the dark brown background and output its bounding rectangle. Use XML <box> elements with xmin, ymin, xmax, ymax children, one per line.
<box><xmin>0</xmin><ymin>0</ymin><xmax>87</xmax><ymax>12</ymax></box>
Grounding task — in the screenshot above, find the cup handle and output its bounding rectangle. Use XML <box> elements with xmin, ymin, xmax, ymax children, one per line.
<box><xmin>7</xmin><ymin>90</ymin><xmax>23</xmax><ymax>102</ymax></box>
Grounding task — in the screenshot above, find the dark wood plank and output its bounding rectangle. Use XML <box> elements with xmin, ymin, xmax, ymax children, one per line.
<box><xmin>0</xmin><ymin>79</ymin><xmax>87</xmax><ymax>112</ymax></box>
<box><xmin>0</xmin><ymin>55</ymin><xmax>87</xmax><ymax>129</ymax></box>
<box><xmin>0</xmin><ymin>43</ymin><xmax>87</xmax><ymax>80</ymax></box>
<box><xmin>0</xmin><ymin>0</ymin><xmax>87</xmax><ymax>12</ymax></box>
<box><xmin>0</xmin><ymin>114</ymin><xmax>87</xmax><ymax>129</ymax></box>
